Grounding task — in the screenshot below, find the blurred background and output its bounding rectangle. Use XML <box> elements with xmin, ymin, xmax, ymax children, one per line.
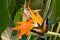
<box><xmin>0</xmin><ymin>0</ymin><xmax>60</xmax><ymax>40</ymax></box>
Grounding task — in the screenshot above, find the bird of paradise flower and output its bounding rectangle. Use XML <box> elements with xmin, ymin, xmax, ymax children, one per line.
<box><xmin>11</xmin><ymin>7</ymin><xmax>60</xmax><ymax>37</ymax></box>
<box><xmin>11</xmin><ymin>0</ymin><xmax>60</xmax><ymax>37</ymax></box>
<box><xmin>11</xmin><ymin>7</ymin><xmax>46</xmax><ymax>37</ymax></box>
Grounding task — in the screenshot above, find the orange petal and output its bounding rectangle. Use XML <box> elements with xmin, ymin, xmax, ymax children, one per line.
<box><xmin>29</xmin><ymin>25</ymin><xmax>34</xmax><ymax>29</ymax></box>
<box><xmin>26</xmin><ymin>31</ymin><xmax>30</xmax><ymax>35</ymax></box>
<box><xmin>11</xmin><ymin>24</ymin><xmax>28</xmax><ymax>30</ymax></box>
<box><xmin>17</xmin><ymin>21</ymin><xmax>32</xmax><ymax>24</ymax></box>
<box><xmin>28</xmin><ymin>7</ymin><xmax>43</xmax><ymax>25</ymax></box>
<box><xmin>36</xmin><ymin>12</ymin><xmax>43</xmax><ymax>25</ymax></box>
<box><xmin>11</xmin><ymin>26</ymin><xmax>22</xmax><ymax>30</ymax></box>
<box><xmin>28</xmin><ymin>7</ymin><xmax>38</xmax><ymax>22</ymax></box>
<box><xmin>18</xmin><ymin>30</ymin><xmax>27</xmax><ymax>37</ymax></box>
<box><xmin>21</xmin><ymin>24</ymin><xmax>33</xmax><ymax>29</ymax></box>
<box><xmin>18</xmin><ymin>28</ymin><xmax>30</xmax><ymax>37</ymax></box>
<box><xmin>17</xmin><ymin>22</ymin><xmax>26</xmax><ymax>25</ymax></box>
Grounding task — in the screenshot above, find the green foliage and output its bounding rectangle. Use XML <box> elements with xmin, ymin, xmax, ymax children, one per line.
<box><xmin>14</xmin><ymin>8</ymin><xmax>23</xmax><ymax>26</ymax></box>
<box><xmin>0</xmin><ymin>0</ymin><xmax>9</xmax><ymax>36</ymax></box>
<box><xmin>0</xmin><ymin>0</ymin><xmax>60</xmax><ymax>40</ymax></box>
<box><xmin>48</xmin><ymin>0</ymin><xmax>60</xmax><ymax>40</ymax></box>
<box><xmin>30</xmin><ymin>0</ymin><xmax>43</xmax><ymax>10</ymax></box>
<box><xmin>8</xmin><ymin>0</ymin><xmax>16</xmax><ymax>14</ymax></box>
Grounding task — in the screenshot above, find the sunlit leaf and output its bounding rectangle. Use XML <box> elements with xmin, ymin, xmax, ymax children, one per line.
<box><xmin>14</xmin><ymin>8</ymin><xmax>23</xmax><ymax>26</ymax></box>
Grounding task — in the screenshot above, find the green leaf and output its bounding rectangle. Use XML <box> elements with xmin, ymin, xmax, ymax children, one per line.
<box><xmin>43</xmin><ymin>0</ymin><xmax>51</xmax><ymax>19</ymax></box>
<box><xmin>54</xmin><ymin>22</ymin><xmax>60</xmax><ymax>40</ymax></box>
<box><xmin>49</xmin><ymin>0</ymin><xmax>60</xmax><ymax>40</ymax></box>
<box><xmin>26</xmin><ymin>32</ymin><xmax>31</xmax><ymax>40</ymax></box>
<box><xmin>0</xmin><ymin>0</ymin><xmax>9</xmax><ymax>38</ymax></box>
<box><xmin>50</xmin><ymin>0</ymin><xmax>60</xmax><ymax>20</ymax></box>
<box><xmin>45</xmin><ymin>31</ymin><xmax>60</xmax><ymax>36</ymax></box>
<box><xmin>14</xmin><ymin>8</ymin><xmax>23</xmax><ymax>26</ymax></box>
<box><xmin>30</xmin><ymin>0</ymin><xmax>43</xmax><ymax>10</ymax></box>
<box><xmin>8</xmin><ymin>0</ymin><xmax>16</xmax><ymax>14</ymax></box>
